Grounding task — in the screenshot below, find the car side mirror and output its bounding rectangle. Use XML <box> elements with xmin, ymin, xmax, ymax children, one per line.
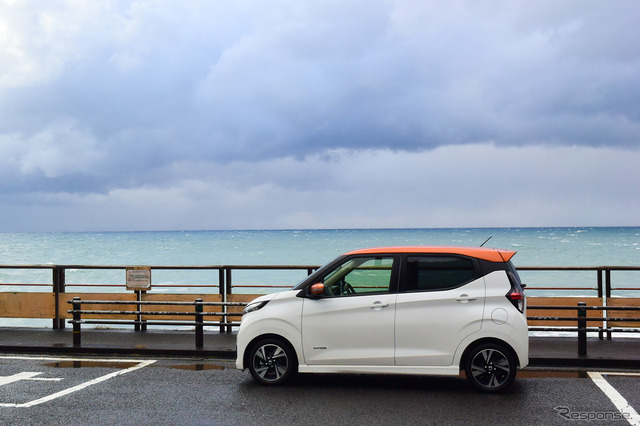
<box><xmin>309</xmin><ymin>282</ymin><xmax>325</xmax><ymax>298</ymax></box>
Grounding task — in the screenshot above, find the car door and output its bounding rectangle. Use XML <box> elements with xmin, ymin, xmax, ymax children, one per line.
<box><xmin>395</xmin><ymin>255</ymin><xmax>485</xmax><ymax>366</ymax></box>
<box><xmin>301</xmin><ymin>255</ymin><xmax>398</xmax><ymax>365</ymax></box>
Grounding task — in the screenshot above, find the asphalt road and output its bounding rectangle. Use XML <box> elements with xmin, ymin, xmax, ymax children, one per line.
<box><xmin>1</xmin><ymin>354</ymin><xmax>639</xmax><ymax>425</ymax></box>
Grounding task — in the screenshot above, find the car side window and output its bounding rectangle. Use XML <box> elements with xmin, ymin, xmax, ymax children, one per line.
<box><xmin>405</xmin><ymin>256</ymin><xmax>475</xmax><ymax>291</ymax></box>
<box><xmin>322</xmin><ymin>256</ymin><xmax>394</xmax><ymax>296</ymax></box>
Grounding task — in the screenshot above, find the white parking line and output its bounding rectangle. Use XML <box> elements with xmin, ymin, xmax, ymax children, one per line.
<box><xmin>0</xmin><ymin>355</ymin><xmax>156</xmax><ymax>408</ymax></box>
<box><xmin>589</xmin><ymin>371</ymin><xmax>640</xmax><ymax>426</ymax></box>
<box><xmin>0</xmin><ymin>372</ymin><xmax>46</xmax><ymax>386</ymax></box>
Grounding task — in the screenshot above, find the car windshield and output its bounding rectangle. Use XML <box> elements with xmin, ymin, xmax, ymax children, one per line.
<box><xmin>291</xmin><ymin>257</ymin><xmax>339</xmax><ymax>290</ymax></box>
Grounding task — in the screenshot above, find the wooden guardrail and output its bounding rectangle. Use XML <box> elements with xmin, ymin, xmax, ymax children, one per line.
<box><xmin>2</xmin><ymin>264</ymin><xmax>640</xmax><ymax>343</ymax></box>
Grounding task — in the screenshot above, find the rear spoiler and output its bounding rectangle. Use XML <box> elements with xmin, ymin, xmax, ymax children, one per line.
<box><xmin>497</xmin><ymin>250</ymin><xmax>517</xmax><ymax>262</ymax></box>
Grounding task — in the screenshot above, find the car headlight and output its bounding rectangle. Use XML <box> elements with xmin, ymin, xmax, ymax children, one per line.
<box><xmin>243</xmin><ymin>300</ymin><xmax>269</xmax><ymax>315</ymax></box>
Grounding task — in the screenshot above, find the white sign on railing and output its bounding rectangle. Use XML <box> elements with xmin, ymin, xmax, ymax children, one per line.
<box><xmin>126</xmin><ymin>267</ymin><xmax>151</xmax><ymax>290</ymax></box>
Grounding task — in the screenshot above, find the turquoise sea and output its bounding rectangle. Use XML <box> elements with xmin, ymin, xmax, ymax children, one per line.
<box><xmin>1</xmin><ymin>227</ymin><xmax>639</xmax><ymax>267</ymax></box>
<box><xmin>1</xmin><ymin>227</ymin><xmax>639</xmax><ymax>327</ymax></box>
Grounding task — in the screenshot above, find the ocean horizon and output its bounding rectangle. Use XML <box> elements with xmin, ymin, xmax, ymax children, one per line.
<box><xmin>1</xmin><ymin>226</ymin><xmax>639</xmax><ymax>267</ymax></box>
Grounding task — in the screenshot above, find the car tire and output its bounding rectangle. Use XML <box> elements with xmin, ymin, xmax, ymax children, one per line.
<box><xmin>465</xmin><ymin>343</ymin><xmax>517</xmax><ymax>393</ymax></box>
<box><xmin>248</xmin><ymin>337</ymin><xmax>297</xmax><ymax>385</ymax></box>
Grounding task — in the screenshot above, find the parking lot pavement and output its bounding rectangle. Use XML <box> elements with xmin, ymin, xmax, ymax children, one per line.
<box><xmin>0</xmin><ymin>355</ymin><xmax>155</xmax><ymax>408</ymax></box>
<box><xmin>2</xmin><ymin>354</ymin><xmax>640</xmax><ymax>425</ymax></box>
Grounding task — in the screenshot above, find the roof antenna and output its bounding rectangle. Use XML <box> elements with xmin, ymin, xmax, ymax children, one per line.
<box><xmin>480</xmin><ymin>236</ymin><xmax>492</xmax><ymax>247</ymax></box>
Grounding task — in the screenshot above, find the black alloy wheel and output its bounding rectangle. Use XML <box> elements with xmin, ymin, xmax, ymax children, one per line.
<box><xmin>465</xmin><ymin>343</ymin><xmax>517</xmax><ymax>393</ymax></box>
<box><xmin>248</xmin><ymin>338</ymin><xmax>297</xmax><ymax>385</ymax></box>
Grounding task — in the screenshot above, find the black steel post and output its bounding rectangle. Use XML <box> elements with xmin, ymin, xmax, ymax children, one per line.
<box><xmin>578</xmin><ymin>302</ymin><xmax>587</xmax><ymax>356</ymax></box>
<box><xmin>135</xmin><ymin>290</ymin><xmax>141</xmax><ymax>331</ymax></box>
<box><xmin>140</xmin><ymin>290</ymin><xmax>148</xmax><ymax>332</ymax></box>
<box><xmin>52</xmin><ymin>266</ymin><xmax>66</xmax><ymax>329</ymax></box>
<box><xmin>195</xmin><ymin>298</ymin><xmax>203</xmax><ymax>348</ymax></box>
<box><xmin>597</xmin><ymin>269</ymin><xmax>603</xmax><ymax>340</ymax></box>
<box><xmin>606</xmin><ymin>269</ymin><xmax>612</xmax><ymax>340</ymax></box>
<box><xmin>72</xmin><ymin>297</ymin><xmax>81</xmax><ymax>347</ymax></box>
<box><xmin>219</xmin><ymin>269</ymin><xmax>225</xmax><ymax>333</ymax></box>
<box><xmin>597</xmin><ymin>269</ymin><xmax>603</xmax><ymax>298</ymax></box>
<box><xmin>225</xmin><ymin>268</ymin><xmax>233</xmax><ymax>333</ymax></box>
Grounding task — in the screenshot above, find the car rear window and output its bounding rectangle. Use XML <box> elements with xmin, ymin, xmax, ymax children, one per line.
<box><xmin>406</xmin><ymin>256</ymin><xmax>475</xmax><ymax>291</ymax></box>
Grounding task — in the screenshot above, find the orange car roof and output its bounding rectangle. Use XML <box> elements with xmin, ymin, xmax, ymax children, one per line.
<box><xmin>344</xmin><ymin>246</ymin><xmax>517</xmax><ymax>263</ymax></box>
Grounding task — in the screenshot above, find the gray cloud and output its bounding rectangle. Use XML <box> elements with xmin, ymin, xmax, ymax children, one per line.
<box><xmin>1</xmin><ymin>145</ymin><xmax>639</xmax><ymax>232</ymax></box>
<box><xmin>0</xmin><ymin>1</ymin><xmax>639</xmax><ymax>230</ymax></box>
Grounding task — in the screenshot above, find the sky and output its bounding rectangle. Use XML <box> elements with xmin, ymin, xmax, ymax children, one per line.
<box><xmin>1</xmin><ymin>0</ymin><xmax>639</xmax><ymax>232</ymax></box>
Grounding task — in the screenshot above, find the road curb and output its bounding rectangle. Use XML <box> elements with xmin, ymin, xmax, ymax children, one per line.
<box><xmin>0</xmin><ymin>346</ymin><xmax>236</xmax><ymax>359</ymax></box>
<box><xmin>2</xmin><ymin>345</ymin><xmax>637</xmax><ymax>369</ymax></box>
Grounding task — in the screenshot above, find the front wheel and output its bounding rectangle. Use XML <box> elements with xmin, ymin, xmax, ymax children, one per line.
<box><xmin>465</xmin><ymin>343</ymin><xmax>517</xmax><ymax>393</ymax></box>
<box><xmin>248</xmin><ymin>338</ymin><xmax>297</xmax><ymax>385</ymax></box>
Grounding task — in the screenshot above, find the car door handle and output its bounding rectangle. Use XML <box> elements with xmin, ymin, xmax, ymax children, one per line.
<box><xmin>456</xmin><ymin>294</ymin><xmax>477</xmax><ymax>303</ymax></box>
<box><xmin>369</xmin><ymin>301</ymin><xmax>390</xmax><ymax>310</ymax></box>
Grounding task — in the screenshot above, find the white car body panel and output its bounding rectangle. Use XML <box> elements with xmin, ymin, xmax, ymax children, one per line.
<box><xmin>394</xmin><ymin>277</ymin><xmax>485</xmax><ymax>366</ymax></box>
<box><xmin>301</xmin><ymin>293</ymin><xmax>397</xmax><ymax>365</ymax></box>
<box><xmin>235</xmin><ymin>291</ymin><xmax>303</xmax><ymax>370</ymax></box>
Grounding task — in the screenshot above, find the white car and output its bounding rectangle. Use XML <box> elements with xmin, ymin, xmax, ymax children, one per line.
<box><xmin>236</xmin><ymin>246</ymin><xmax>528</xmax><ymax>393</ymax></box>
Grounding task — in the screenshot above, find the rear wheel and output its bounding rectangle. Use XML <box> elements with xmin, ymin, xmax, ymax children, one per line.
<box><xmin>465</xmin><ymin>343</ymin><xmax>517</xmax><ymax>393</ymax></box>
<box><xmin>248</xmin><ymin>338</ymin><xmax>297</xmax><ymax>385</ymax></box>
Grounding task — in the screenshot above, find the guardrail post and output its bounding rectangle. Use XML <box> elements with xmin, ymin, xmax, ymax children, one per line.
<box><xmin>135</xmin><ymin>290</ymin><xmax>147</xmax><ymax>332</ymax></box>
<box><xmin>219</xmin><ymin>268</ymin><xmax>226</xmax><ymax>333</ymax></box>
<box><xmin>195</xmin><ymin>298</ymin><xmax>203</xmax><ymax>348</ymax></box>
<box><xmin>578</xmin><ymin>302</ymin><xmax>587</xmax><ymax>356</ymax></box>
<box><xmin>597</xmin><ymin>269</ymin><xmax>604</xmax><ymax>340</ymax></box>
<box><xmin>597</xmin><ymin>268</ymin><xmax>603</xmax><ymax>299</ymax></box>
<box><xmin>605</xmin><ymin>269</ymin><xmax>612</xmax><ymax>340</ymax></box>
<box><xmin>72</xmin><ymin>297</ymin><xmax>82</xmax><ymax>347</ymax></box>
<box><xmin>53</xmin><ymin>266</ymin><xmax>66</xmax><ymax>329</ymax></box>
<box><xmin>225</xmin><ymin>268</ymin><xmax>233</xmax><ymax>333</ymax></box>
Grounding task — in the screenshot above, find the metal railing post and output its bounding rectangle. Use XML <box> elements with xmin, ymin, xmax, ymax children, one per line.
<box><xmin>578</xmin><ymin>302</ymin><xmax>587</xmax><ymax>356</ymax></box>
<box><xmin>72</xmin><ymin>297</ymin><xmax>82</xmax><ymax>347</ymax></box>
<box><xmin>195</xmin><ymin>298</ymin><xmax>203</xmax><ymax>348</ymax></box>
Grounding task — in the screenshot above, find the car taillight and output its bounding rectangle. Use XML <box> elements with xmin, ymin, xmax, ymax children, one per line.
<box><xmin>506</xmin><ymin>287</ymin><xmax>525</xmax><ymax>313</ymax></box>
